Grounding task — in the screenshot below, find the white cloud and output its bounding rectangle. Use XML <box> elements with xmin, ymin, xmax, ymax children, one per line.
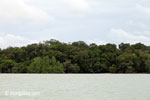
<box><xmin>24</xmin><ymin>0</ymin><xmax>91</xmax><ymax>15</ymax></box>
<box><xmin>63</xmin><ymin>0</ymin><xmax>91</xmax><ymax>13</ymax></box>
<box><xmin>87</xmin><ymin>39</ymin><xmax>107</xmax><ymax>45</ymax></box>
<box><xmin>109</xmin><ymin>29</ymin><xmax>150</xmax><ymax>45</ymax></box>
<box><xmin>127</xmin><ymin>20</ymin><xmax>149</xmax><ymax>30</ymax></box>
<box><xmin>136</xmin><ymin>4</ymin><xmax>150</xmax><ymax>14</ymax></box>
<box><xmin>0</xmin><ymin>0</ymin><xmax>53</xmax><ymax>23</ymax></box>
<box><xmin>0</xmin><ymin>34</ymin><xmax>38</xmax><ymax>49</ymax></box>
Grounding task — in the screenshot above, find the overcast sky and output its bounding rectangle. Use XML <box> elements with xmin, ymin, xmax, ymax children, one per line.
<box><xmin>0</xmin><ymin>0</ymin><xmax>150</xmax><ymax>48</ymax></box>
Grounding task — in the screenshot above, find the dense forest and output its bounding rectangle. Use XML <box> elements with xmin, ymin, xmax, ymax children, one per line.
<box><xmin>0</xmin><ymin>39</ymin><xmax>150</xmax><ymax>73</ymax></box>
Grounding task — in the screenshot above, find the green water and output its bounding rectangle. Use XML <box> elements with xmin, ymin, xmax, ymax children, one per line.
<box><xmin>0</xmin><ymin>74</ymin><xmax>150</xmax><ymax>100</ymax></box>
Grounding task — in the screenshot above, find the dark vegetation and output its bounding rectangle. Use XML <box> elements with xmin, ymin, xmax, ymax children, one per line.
<box><xmin>0</xmin><ymin>39</ymin><xmax>150</xmax><ymax>73</ymax></box>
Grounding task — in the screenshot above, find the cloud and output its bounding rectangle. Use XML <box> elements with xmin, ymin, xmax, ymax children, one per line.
<box><xmin>63</xmin><ymin>0</ymin><xmax>91</xmax><ymax>13</ymax></box>
<box><xmin>0</xmin><ymin>0</ymin><xmax>53</xmax><ymax>23</ymax></box>
<box><xmin>127</xmin><ymin>20</ymin><xmax>149</xmax><ymax>30</ymax></box>
<box><xmin>109</xmin><ymin>29</ymin><xmax>150</xmax><ymax>45</ymax></box>
<box><xmin>87</xmin><ymin>39</ymin><xmax>107</xmax><ymax>45</ymax></box>
<box><xmin>24</xmin><ymin>0</ymin><xmax>91</xmax><ymax>15</ymax></box>
<box><xmin>136</xmin><ymin>4</ymin><xmax>150</xmax><ymax>14</ymax></box>
<box><xmin>0</xmin><ymin>34</ymin><xmax>38</xmax><ymax>49</ymax></box>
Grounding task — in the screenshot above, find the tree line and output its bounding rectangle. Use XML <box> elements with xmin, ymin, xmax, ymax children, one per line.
<box><xmin>0</xmin><ymin>39</ymin><xmax>150</xmax><ymax>73</ymax></box>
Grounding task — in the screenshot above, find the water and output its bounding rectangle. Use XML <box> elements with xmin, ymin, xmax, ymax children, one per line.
<box><xmin>0</xmin><ymin>74</ymin><xmax>150</xmax><ymax>100</ymax></box>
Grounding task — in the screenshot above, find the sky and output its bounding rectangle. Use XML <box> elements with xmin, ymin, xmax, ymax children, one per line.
<box><xmin>0</xmin><ymin>0</ymin><xmax>150</xmax><ymax>48</ymax></box>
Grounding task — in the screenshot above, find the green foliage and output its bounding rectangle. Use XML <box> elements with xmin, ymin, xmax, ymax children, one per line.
<box><xmin>12</xmin><ymin>62</ymin><xmax>28</xmax><ymax>73</ymax></box>
<box><xmin>63</xmin><ymin>60</ymin><xmax>80</xmax><ymax>73</ymax></box>
<box><xmin>0</xmin><ymin>40</ymin><xmax>150</xmax><ymax>73</ymax></box>
<box><xmin>27</xmin><ymin>56</ymin><xmax>64</xmax><ymax>73</ymax></box>
<box><xmin>0</xmin><ymin>59</ymin><xmax>16</xmax><ymax>73</ymax></box>
<box><xmin>109</xmin><ymin>64</ymin><xmax>116</xmax><ymax>73</ymax></box>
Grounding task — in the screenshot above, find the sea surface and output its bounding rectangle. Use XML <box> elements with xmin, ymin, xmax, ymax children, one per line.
<box><xmin>0</xmin><ymin>74</ymin><xmax>150</xmax><ymax>100</ymax></box>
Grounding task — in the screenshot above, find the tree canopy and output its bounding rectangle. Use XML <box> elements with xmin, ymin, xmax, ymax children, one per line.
<box><xmin>0</xmin><ymin>39</ymin><xmax>150</xmax><ymax>73</ymax></box>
